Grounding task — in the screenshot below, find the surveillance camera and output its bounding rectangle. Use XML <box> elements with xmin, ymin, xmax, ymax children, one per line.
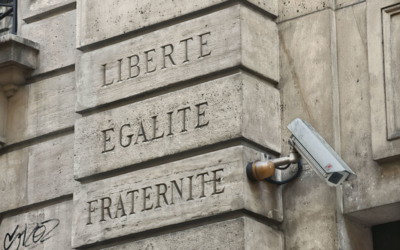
<box><xmin>287</xmin><ymin>118</ymin><xmax>356</xmax><ymax>187</ymax></box>
<box><xmin>245</xmin><ymin>118</ymin><xmax>356</xmax><ymax>187</ymax></box>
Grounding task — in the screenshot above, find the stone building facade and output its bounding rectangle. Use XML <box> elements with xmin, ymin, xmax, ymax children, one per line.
<box><xmin>0</xmin><ymin>0</ymin><xmax>399</xmax><ymax>249</ymax></box>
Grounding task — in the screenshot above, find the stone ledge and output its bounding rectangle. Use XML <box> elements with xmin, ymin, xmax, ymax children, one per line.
<box><xmin>97</xmin><ymin>216</ymin><xmax>283</xmax><ymax>250</ymax></box>
<box><xmin>0</xmin><ymin>34</ymin><xmax>39</xmax><ymax>90</ymax></box>
<box><xmin>0</xmin><ymin>34</ymin><xmax>39</xmax><ymax>146</ymax></box>
<box><xmin>22</xmin><ymin>0</ymin><xmax>76</xmax><ymax>23</ymax></box>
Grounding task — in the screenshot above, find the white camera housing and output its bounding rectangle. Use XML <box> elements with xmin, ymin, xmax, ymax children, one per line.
<box><xmin>287</xmin><ymin>118</ymin><xmax>356</xmax><ymax>187</ymax></box>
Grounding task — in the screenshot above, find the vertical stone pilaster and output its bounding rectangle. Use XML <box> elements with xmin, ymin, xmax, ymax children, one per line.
<box><xmin>72</xmin><ymin>1</ymin><xmax>282</xmax><ymax>249</ymax></box>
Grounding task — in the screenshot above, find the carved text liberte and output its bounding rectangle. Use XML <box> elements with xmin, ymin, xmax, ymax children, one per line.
<box><xmin>102</xmin><ymin>32</ymin><xmax>212</xmax><ymax>86</ymax></box>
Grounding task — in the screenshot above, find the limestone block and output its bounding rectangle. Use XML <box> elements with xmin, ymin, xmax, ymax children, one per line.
<box><xmin>282</xmin><ymin>171</ymin><xmax>338</xmax><ymax>250</ymax></box>
<box><xmin>278</xmin><ymin>0</ymin><xmax>332</xmax><ymax>22</ymax></box>
<box><xmin>27</xmin><ymin>133</ymin><xmax>76</xmax><ymax>205</ymax></box>
<box><xmin>279</xmin><ymin>10</ymin><xmax>339</xmax><ymax>250</ymax></box>
<box><xmin>7</xmin><ymin>71</ymin><xmax>78</xmax><ymax>145</ymax></box>
<box><xmin>76</xmin><ymin>5</ymin><xmax>278</xmax><ymax>112</ymax></box>
<box><xmin>72</xmin><ymin>146</ymin><xmax>283</xmax><ymax>247</ymax></box>
<box><xmin>0</xmin><ymin>134</ymin><xmax>75</xmax><ymax>213</ymax></box>
<box><xmin>77</xmin><ymin>0</ymin><xmax>277</xmax><ymax>48</ymax></box>
<box><xmin>21</xmin><ymin>0</ymin><xmax>76</xmax><ymax>22</ymax></box>
<box><xmin>279</xmin><ymin>9</ymin><xmax>335</xmax><ymax>148</ymax></box>
<box><xmin>0</xmin><ymin>149</ymin><xmax>27</xmax><ymax>213</ymax></box>
<box><xmin>101</xmin><ymin>217</ymin><xmax>283</xmax><ymax>250</ymax></box>
<box><xmin>0</xmin><ymin>200</ymin><xmax>73</xmax><ymax>250</ymax></box>
<box><xmin>20</xmin><ymin>10</ymin><xmax>75</xmax><ymax>75</ymax></box>
<box><xmin>74</xmin><ymin>73</ymin><xmax>281</xmax><ymax>180</ymax></box>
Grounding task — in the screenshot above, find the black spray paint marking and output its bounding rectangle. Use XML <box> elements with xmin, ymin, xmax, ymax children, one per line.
<box><xmin>3</xmin><ymin>218</ymin><xmax>60</xmax><ymax>250</ymax></box>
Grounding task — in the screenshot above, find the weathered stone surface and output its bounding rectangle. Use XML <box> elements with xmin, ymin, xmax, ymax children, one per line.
<box><xmin>101</xmin><ymin>217</ymin><xmax>283</xmax><ymax>250</ymax></box>
<box><xmin>0</xmin><ymin>34</ymin><xmax>39</xmax><ymax>73</ymax></box>
<box><xmin>0</xmin><ymin>91</ymin><xmax>6</xmax><ymax>145</ymax></box>
<box><xmin>21</xmin><ymin>0</ymin><xmax>75</xmax><ymax>22</ymax></box>
<box><xmin>335</xmin><ymin>2</ymin><xmax>400</xmax><ymax>216</ymax></box>
<box><xmin>0</xmin><ymin>200</ymin><xmax>73</xmax><ymax>250</ymax></box>
<box><xmin>76</xmin><ymin>5</ymin><xmax>278</xmax><ymax>112</ymax></box>
<box><xmin>342</xmin><ymin>158</ymin><xmax>400</xmax><ymax>216</ymax></box>
<box><xmin>279</xmin><ymin>9</ymin><xmax>335</xmax><ymax>147</ymax></box>
<box><xmin>0</xmin><ymin>133</ymin><xmax>75</xmax><ymax>213</ymax></box>
<box><xmin>20</xmin><ymin>10</ymin><xmax>76</xmax><ymax>75</ymax></box>
<box><xmin>282</xmin><ymin>170</ymin><xmax>338</xmax><ymax>249</ymax></box>
<box><xmin>367</xmin><ymin>0</ymin><xmax>400</xmax><ymax>161</ymax></box>
<box><xmin>77</xmin><ymin>0</ymin><xmax>277</xmax><ymax>48</ymax></box>
<box><xmin>0</xmin><ymin>149</ymin><xmax>27</xmax><ymax>213</ymax></box>
<box><xmin>278</xmin><ymin>0</ymin><xmax>332</xmax><ymax>22</ymax></box>
<box><xmin>27</xmin><ymin>134</ymin><xmax>76</xmax><ymax>205</ymax></box>
<box><xmin>339</xmin><ymin>217</ymin><xmax>373</xmax><ymax>250</ymax></box>
<box><xmin>347</xmin><ymin>202</ymin><xmax>400</xmax><ymax>227</ymax></box>
<box><xmin>6</xmin><ymin>71</ymin><xmax>78</xmax><ymax>145</ymax></box>
<box><xmin>0</xmin><ymin>35</ymin><xmax>39</xmax><ymax>107</ymax></box>
<box><xmin>72</xmin><ymin>146</ymin><xmax>282</xmax><ymax>247</ymax></box>
<box><xmin>279</xmin><ymin>9</ymin><xmax>339</xmax><ymax>250</ymax></box>
<box><xmin>74</xmin><ymin>73</ymin><xmax>280</xmax><ymax>179</ymax></box>
<box><xmin>335</xmin><ymin>0</ymin><xmax>364</xmax><ymax>9</ymax></box>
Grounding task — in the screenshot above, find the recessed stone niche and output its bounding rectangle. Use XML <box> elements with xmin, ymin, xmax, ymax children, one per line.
<box><xmin>0</xmin><ymin>34</ymin><xmax>39</xmax><ymax>146</ymax></box>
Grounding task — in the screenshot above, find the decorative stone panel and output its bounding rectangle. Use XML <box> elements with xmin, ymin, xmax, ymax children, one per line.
<box><xmin>367</xmin><ymin>0</ymin><xmax>400</xmax><ymax>161</ymax></box>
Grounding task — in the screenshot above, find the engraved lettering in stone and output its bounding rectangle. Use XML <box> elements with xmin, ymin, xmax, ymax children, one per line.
<box><xmin>161</xmin><ymin>44</ymin><xmax>176</xmax><ymax>69</ymax></box>
<box><xmin>195</xmin><ymin>102</ymin><xmax>209</xmax><ymax>128</ymax></box>
<box><xmin>187</xmin><ymin>175</ymin><xmax>194</xmax><ymax>201</ymax></box>
<box><xmin>179</xmin><ymin>37</ymin><xmax>193</xmax><ymax>63</ymax></box>
<box><xmin>167</xmin><ymin>111</ymin><xmax>174</xmax><ymax>136</ymax></box>
<box><xmin>211</xmin><ymin>168</ymin><xmax>225</xmax><ymax>195</ymax></box>
<box><xmin>120</xmin><ymin>123</ymin><xmax>133</xmax><ymax>147</ymax></box>
<box><xmin>198</xmin><ymin>32</ymin><xmax>212</xmax><ymax>58</ymax></box>
<box><xmin>84</xmin><ymin>168</ymin><xmax>225</xmax><ymax>224</ymax></box>
<box><xmin>115</xmin><ymin>194</ymin><xmax>127</xmax><ymax>218</ymax></box>
<box><xmin>135</xmin><ymin>121</ymin><xmax>149</xmax><ymax>144</ymax></box>
<box><xmin>117</xmin><ymin>59</ymin><xmax>123</xmax><ymax>82</ymax></box>
<box><xmin>128</xmin><ymin>55</ymin><xmax>140</xmax><ymax>79</ymax></box>
<box><xmin>100</xmin><ymin>197</ymin><xmax>114</xmax><ymax>221</ymax></box>
<box><xmin>87</xmin><ymin>200</ymin><xmax>98</xmax><ymax>225</ymax></box>
<box><xmin>127</xmin><ymin>189</ymin><xmax>139</xmax><ymax>215</ymax></box>
<box><xmin>102</xmin><ymin>63</ymin><xmax>114</xmax><ymax>86</ymax></box>
<box><xmin>142</xmin><ymin>186</ymin><xmax>153</xmax><ymax>211</ymax></box>
<box><xmin>101</xmin><ymin>128</ymin><xmax>115</xmax><ymax>153</ymax></box>
<box><xmin>144</xmin><ymin>49</ymin><xmax>157</xmax><ymax>74</ymax></box>
<box><xmin>196</xmin><ymin>172</ymin><xmax>209</xmax><ymax>198</ymax></box>
<box><xmin>100</xmin><ymin>31</ymin><xmax>212</xmax><ymax>87</ymax></box>
<box><xmin>151</xmin><ymin>115</ymin><xmax>164</xmax><ymax>141</ymax></box>
<box><xmin>170</xmin><ymin>178</ymin><xmax>184</xmax><ymax>205</ymax></box>
<box><xmin>177</xmin><ymin>106</ymin><xmax>191</xmax><ymax>132</ymax></box>
<box><xmin>155</xmin><ymin>183</ymin><xmax>169</xmax><ymax>208</ymax></box>
<box><xmin>99</xmin><ymin>102</ymin><xmax>210</xmax><ymax>153</ymax></box>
